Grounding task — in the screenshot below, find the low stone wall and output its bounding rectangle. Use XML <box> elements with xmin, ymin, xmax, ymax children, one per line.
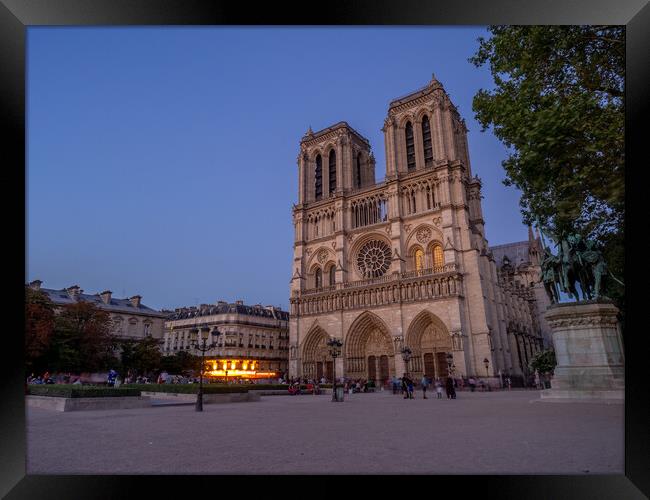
<box><xmin>27</xmin><ymin>395</ymin><xmax>152</xmax><ymax>412</ymax></box>
<box><xmin>141</xmin><ymin>391</ymin><xmax>261</xmax><ymax>403</ymax></box>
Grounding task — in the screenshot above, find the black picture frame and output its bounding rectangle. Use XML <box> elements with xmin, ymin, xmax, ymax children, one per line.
<box><xmin>3</xmin><ymin>1</ymin><xmax>648</xmax><ymax>498</ymax></box>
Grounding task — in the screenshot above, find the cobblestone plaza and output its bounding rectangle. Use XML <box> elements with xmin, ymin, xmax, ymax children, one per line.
<box><xmin>26</xmin><ymin>391</ymin><xmax>622</xmax><ymax>475</ymax></box>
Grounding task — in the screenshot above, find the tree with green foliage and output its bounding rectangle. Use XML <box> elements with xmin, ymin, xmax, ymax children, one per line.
<box><xmin>117</xmin><ymin>335</ymin><xmax>163</xmax><ymax>379</ymax></box>
<box><xmin>47</xmin><ymin>301</ymin><xmax>118</xmax><ymax>373</ymax></box>
<box><xmin>159</xmin><ymin>350</ymin><xmax>201</xmax><ymax>375</ymax></box>
<box><xmin>470</xmin><ymin>26</ymin><xmax>624</xmax><ymax>310</ymax></box>
<box><xmin>25</xmin><ymin>288</ymin><xmax>56</xmax><ymax>375</ymax></box>
<box><xmin>529</xmin><ymin>349</ymin><xmax>557</xmax><ymax>376</ymax></box>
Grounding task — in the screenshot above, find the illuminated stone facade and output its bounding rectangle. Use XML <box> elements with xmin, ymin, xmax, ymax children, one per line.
<box><xmin>163</xmin><ymin>301</ymin><xmax>289</xmax><ymax>380</ymax></box>
<box><xmin>289</xmin><ymin>76</ymin><xmax>547</xmax><ymax>386</ymax></box>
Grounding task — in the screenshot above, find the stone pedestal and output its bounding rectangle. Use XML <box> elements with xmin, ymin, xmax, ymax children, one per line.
<box><xmin>540</xmin><ymin>301</ymin><xmax>624</xmax><ymax>403</ymax></box>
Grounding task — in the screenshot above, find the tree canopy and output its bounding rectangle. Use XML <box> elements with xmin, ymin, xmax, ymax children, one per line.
<box><xmin>529</xmin><ymin>349</ymin><xmax>557</xmax><ymax>375</ymax></box>
<box><xmin>47</xmin><ymin>301</ymin><xmax>117</xmax><ymax>373</ymax></box>
<box><xmin>25</xmin><ymin>288</ymin><xmax>56</xmax><ymax>374</ymax></box>
<box><xmin>118</xmin><ymin>335</ymin><xmax>163</xmax><ymax>378</ymax></box>
<box><xmin>470</xmin><ymin>26</ymin><xmax>624</xmax><ymax>306</ymax></box>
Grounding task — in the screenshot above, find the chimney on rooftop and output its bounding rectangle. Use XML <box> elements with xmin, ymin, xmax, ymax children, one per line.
<box><xmin>99</xmin><ymin>290</ymin><xmax>112</xmax><ymax>304</ymax></box>
<box><xmin>130</xmin><ymin>295</ymin><xmax>142</xmax><ymax>308</ymax></box>
<box><xmin>66</xmin><ymin>285</ymin><xmax>81</xmax><ymax>300</ymax></box>
<box><xmin>29</xmin><ymin>280</ymin><xmax>42</xmax><ymax>291</ymax></box>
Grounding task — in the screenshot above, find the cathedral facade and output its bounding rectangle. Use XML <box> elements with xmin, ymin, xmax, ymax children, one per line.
<box><xmin>289</xmin><ymin>76</ymin><xmax>548</xmax><ymax>386</ymax></box>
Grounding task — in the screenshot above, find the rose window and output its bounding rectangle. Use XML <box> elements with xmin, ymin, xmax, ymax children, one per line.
<box><xmin>356</xmin><ymin>240</ymin><xmax>392</xmax><ymax>278</ymax></box>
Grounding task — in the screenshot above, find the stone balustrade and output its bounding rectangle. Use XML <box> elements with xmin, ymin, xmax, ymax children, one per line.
<box><xmin>290</xmin><ymin>265</ymin><xmax>462</xmax><ymax>315</ymax></box>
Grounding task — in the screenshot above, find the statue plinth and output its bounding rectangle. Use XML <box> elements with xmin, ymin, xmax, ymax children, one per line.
<box><xmin>540</xmin><ymin>301</ymin><xmax>624</xmax><ymax>403</ymax></box>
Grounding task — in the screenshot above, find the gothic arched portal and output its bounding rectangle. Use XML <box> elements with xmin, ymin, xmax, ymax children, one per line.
<box><xmin>345</xmin><ymin>311</ymin><xmax>395</xmax><ymax>383</ymax></box>
<box><xmin>301</xmin><ymin>325</ymin><xmax>333</xmax><ymax>381</ymax></box>
<box><xmin>405</xmin><ymin>311</ymin><xmax>453</xmax><ymax>380</ymax></box>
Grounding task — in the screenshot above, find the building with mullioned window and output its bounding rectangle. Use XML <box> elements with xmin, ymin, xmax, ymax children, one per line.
<box><xmin>163</xmin><ymin>301</ymin><xmax>289</xmax><ymax>381</ymax></box>
<box><xmin>289</xmin><ymin>75</ymin><xmax>550</xmax><ymax>387</ymax></box>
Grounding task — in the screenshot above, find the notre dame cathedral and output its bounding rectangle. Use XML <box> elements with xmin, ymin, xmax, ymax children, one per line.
<box><xmin>289</xmin><ymin>75</ymin><xmax>551</xmax><ymax>386</ymax></box>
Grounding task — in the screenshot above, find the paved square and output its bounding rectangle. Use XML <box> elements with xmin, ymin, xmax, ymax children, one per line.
<box><xmin>26</xmin><ymin>390</ymin><xmax>623</xmax><ymax>474</ymax></box>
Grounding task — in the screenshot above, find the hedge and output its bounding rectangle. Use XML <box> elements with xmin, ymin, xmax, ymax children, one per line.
<box><xmin>123</xmin><ymin>384</ymin><xmax>249</xmax><ymax>394</ymax></box>
<box><xmin>123</xmin><ymin>383</ymin><xmax>333</xmax><ymax>394</ymax></box>
<box><xmin>28</xmin><ymin>385</ymin><xmax>142</xmax><ymax>398</ymax></box>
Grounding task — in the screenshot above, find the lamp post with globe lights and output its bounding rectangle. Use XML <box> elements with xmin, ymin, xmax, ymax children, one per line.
<box><xmin>400</xmin><ymin>346</ymin><xmax>413</xmax><ymax>377</ymax></box>
<box><xmin>190</xmin><ymin>325</ymin><xmax>221</xmax><ymax>412</ymax></box>
<box><xmin>446</xmin><ymin>352</ymin><xmax>453</xmax><ymax>377</ymax></box>
<box><xmin>483</xmin><ymin>357</ymin><xmax>492</xmax><ymax>392</ymax></box>
<box><xmin>326</xmin><ymin>337</ymin><xmax>343</xmax><ymax>402</ymax></box>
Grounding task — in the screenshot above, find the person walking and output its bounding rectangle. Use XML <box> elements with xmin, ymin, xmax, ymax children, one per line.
<box><xmin>420</xmin><ymin>375</ymin><xmax>429</xmax><ymax>399</ymax></box>
<box><xmin>435</xmin><ymin>378</ymin><xmax>443</xmax><ymax>399</ymax></box>
<box><xmin>401</xmin><ymin>374</ymin><xmax>409</xmax><ymax>399</ymax></box>
<box><xmin>445</xmin><ymin>377</ymin><xmax>455</xmax><ymax>399</ymax></box>
<box><xmin>468</xmin><ymin>377</ymin><xmax>476</xmax><ymax>392</ymax></box>
<box><xmin>107</xmin><ymin>369</ymin><xmax>117</xmax><ymax>387</ymax></box>
<box><xmin>406</xmin><ymin>376</ymin><xmax>415</xmax><ymax>399</ymax></box>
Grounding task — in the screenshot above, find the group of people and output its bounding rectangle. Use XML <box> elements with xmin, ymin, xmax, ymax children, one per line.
<box><xmin>343</xmin><ymin>379</ymin><xmax>376</xmax><ymax>394</ymax></box>
<box><xmin>393</xmin><ymin>375</ymin><xmax>457</xmax><ymax>400</ymax></box>
<box><xmin>27</xmin><ymin>372</ymin><xmax>82</xmax><ymax>385</ymax></box>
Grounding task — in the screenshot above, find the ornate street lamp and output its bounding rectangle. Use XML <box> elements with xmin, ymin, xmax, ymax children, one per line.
<box><xmin>400</xmin><ymin>346</ymin><xmax>412</xmax><ymax>377</ymax></box>
<box><xmin>483</xmin><ymin>357</ymin><xmax>492</xmax><ymax>392</ymax></box>
<box><xmin>326</xmin><ymin>337</ymin><xmax>343</xmax><ymax>402</ymax></box>
<box><xmin>446</xmin><ymin>352</ymin><xmax>453</xmax><ymax>377</ymax></box>
<box><xmin>190</xmin><ymin>325</ymin><xmax>221</xmax><ymax>412</ymax></box>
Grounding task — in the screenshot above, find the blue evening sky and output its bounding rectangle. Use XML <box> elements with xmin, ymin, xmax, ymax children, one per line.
<box><xmin>27</xmin><ymin>27</ymin><xmax>530</xmax><ymax>311</ymax></box>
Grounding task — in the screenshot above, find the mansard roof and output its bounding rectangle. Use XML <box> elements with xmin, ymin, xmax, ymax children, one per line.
<box><xmin>37</xmin><ymin>287</ymin><xmax>166</xmax><ymax>318</ymax></box>
<box><xmin>168</xmin><ymin>302</ymin><xmax>290</xmax><ymax>321</ymax></box>
<box><xmin>301</xmin><ymin>121</ymin><xmax>370</xmax><ymax>147</ymax></box>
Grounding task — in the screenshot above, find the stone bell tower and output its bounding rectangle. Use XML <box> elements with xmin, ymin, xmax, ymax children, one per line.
<box><xmin>296</xmin><ymin>122</ymin><xmax>375</xmax><ymax>205</ymax></box>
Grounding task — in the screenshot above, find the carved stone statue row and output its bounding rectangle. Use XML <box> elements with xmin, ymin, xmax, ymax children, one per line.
<box><xmin>540</xmin><ymin>232</ymin><xmax>609</xmax><ymax>303</ymax></box>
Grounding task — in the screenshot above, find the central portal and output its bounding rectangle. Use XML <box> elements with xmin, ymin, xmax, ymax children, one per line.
<box><xmin>345</xmin><ymin>311</ymin><xmax>395</xmax><ymax>385</ymax></box>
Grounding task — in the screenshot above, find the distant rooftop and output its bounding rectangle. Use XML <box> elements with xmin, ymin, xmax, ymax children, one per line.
<box><xmin>167</xmin><ymin>301</ymin><xmax>290</xmax><ymax>322</ymax></box>
<box><xmin>27</xmin><ymin>281</ymin><xmax>166</xmax><ymax>318</ymax></box>
<box><xmin>490</xmin><ymin>241</ymin><xmax>531</xmax><ymax>266</ymax></box>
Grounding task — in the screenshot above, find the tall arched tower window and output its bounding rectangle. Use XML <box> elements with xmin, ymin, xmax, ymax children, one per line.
<box><xmin>328</xmin><ymin>149</ymin><xmax>337</xmax><ymax>194</ymax></box>
<box><xmin>315</xmin><ymin>268</ymin><xmax>322</xmax><ymax>289</ymax></box>
<box><xmin>356</xmin><ymin>154</ymin><xmax>362</xmax><ymax>188</ymax></box>
<box><xmin>405</xmin><ymin>122</ymin><xmax>416</xmax><ymax>171</ymax></box>
<box><xmin>315</xmin><ymin>155</ymin><xmax>323</xmax><ymax>200</ymax></box>
<box><xmin>432</xmin><ymin>244</ymin><xmax>444</xmax><ymax>268</ymax></box>
<box><xmin>415</xmin><ymin>249</ymin><xmax>425</xmax><ymax>271</ymax></box>
<box><xmin>329</xmin><ymin>266</ymin><xmax>336</xmax><ymax>286</ymax></box>
<box><xmin>422</xmin><ymin>115</ymin><xmax>433</xmax><ymax>164</ymax></box>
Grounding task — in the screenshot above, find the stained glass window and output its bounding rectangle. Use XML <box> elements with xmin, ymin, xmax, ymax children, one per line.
<box><xmin>415</xmin><ymin>249</ymin><xmax>425</xmax><ymax>271</ymax></box>
<box><xmin>433</xmin><ymin>244</ymin><xmax>444</xmax><ymax>268</ymax></box>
